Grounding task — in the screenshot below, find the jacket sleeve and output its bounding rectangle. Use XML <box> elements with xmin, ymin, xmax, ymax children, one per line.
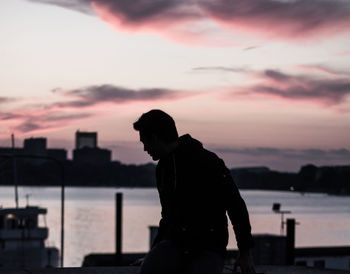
<box><xmin>151</xmin><ymin>163</ymin><xmax>169</xmax><ymax>248</ymax></box>
<box><xmin>220</xmin><ymin>162</ymin><xmax>254</xmax><ymax>252</ymax></box>
<box><xmin>151</xmin><ymin>217</ymin><xmax>168</xmax><ymax>249</ymax></box>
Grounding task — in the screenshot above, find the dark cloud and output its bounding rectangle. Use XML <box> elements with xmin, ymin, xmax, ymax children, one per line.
<box><xmin>92</xmin><ymin>0</ymin><xmax>200</xmax><ymax>26</ymax></box>
<box><xmin>239</xmin><ymin>69</ymin><xmax>350</xmax><ymax>105</ymax></box>
<box><xmin>264</xmin><ymin>70</ymin><xmax>292</xmax><ymax>82</ymax></box>
<box><xmin>0</xmin><ymin>97</ymin><xmax>16</xmax><ymax>104</ymax></box>
<box><xmin>202</xmin><ymin>0</ymin><xmax>350</xmax><ymax>39</ymax></box>
<box><xmin>0</xmin><ymin>112</ymin><xmax>22</xmax><ymax>120</ymax></box>
<box><xmin>27</xmin><ymin>0</ymin><xmax>350</xmax><ymax>42</ymax></box>
<box><xmin>0</xmin><ymin>97</ymin><xmax>8</xmax><ymax>104</ymax></box>
<box><xmin>54</xmin><ymin>84</ymin><xmax>189</xmax><ymax>108</ymax></box>
<box><xmin>5</xmin><ymin>110</ymin><xmax>92</xmax><ymax>133</ymax></box>
<box><xmin>2</xmin><ymin>83</ymin><xmax>191</xmax><ymax>134</ymax></box>
<box><xmin>15</xmin><ymin>121</ymin><xmax>42</xmax><ymax>133</ymax></box>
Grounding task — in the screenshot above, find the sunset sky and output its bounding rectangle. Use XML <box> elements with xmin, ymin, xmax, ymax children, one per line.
<box><xmin>1</xmin><ymin>0</ymin><xmax>350</xmax><ymax>171</ymax></box>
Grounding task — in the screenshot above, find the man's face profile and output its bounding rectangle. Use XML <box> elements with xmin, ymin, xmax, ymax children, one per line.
<box><xmin>140</xmin><ymin>132</ymin><xmax>161</xmax><ymax>161</ymax></box>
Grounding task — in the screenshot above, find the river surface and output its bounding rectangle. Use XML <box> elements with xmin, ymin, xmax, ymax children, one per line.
<box><xmin>1</xmin><ymin>186</ymin><xmax>349</xmax><ymax>267</ymax></box>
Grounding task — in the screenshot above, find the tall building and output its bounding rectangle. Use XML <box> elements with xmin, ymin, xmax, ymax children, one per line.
<box><xmin>75</xmin><ymin>131</ymin><xmax>97</xmax><ymax>149</ymax></box>
<box><xmin>73</xmin><ymin>131</ymin><xmax>111</xmax><ymax>164</ymax></box>
<box><xmin>24</xmin><ymin>138</ymin><xmax>47</xmax><ymax>157</ymax></box>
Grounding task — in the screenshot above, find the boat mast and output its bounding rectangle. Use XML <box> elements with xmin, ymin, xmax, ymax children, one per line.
<box><xmin>11</xmin><ymin>134</ymin><xmax>19</xmax><ymax>208</ymax></box>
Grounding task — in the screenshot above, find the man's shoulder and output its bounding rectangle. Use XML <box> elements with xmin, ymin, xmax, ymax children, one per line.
<box><xmin>176</xmin><ymin>135</ymin><xmax>227</xmax><ymax>169</ymax></box>
<box><xmin>201</xmin><ymin>147</ymin><xmax>224</xmax><ymax>164</ymax></box>
<box><xmin>183</xmin><ymin>146</ymin><xmax>225</xmax><ymax>170</ymax></box>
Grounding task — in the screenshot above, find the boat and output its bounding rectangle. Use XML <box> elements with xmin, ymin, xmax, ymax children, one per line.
<box><xmin>0</xmin><ymin>205</ymin><xmax>59</xmax><ymax>267</ymax></box>
<box><xmin>0</xmin><ymin>134</ymin><xmax>60</xmax><ymax>267</ymax></box>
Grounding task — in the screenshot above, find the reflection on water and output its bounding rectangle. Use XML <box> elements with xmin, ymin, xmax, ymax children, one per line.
<box><xmin>0</xmin><ymin>187</ymin><xmax>349</xmax><ymax>267</ymax></box>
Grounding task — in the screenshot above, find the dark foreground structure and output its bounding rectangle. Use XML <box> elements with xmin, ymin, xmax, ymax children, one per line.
<box><xmin>0</xmin><ymin>266</ymin><xmax>349</xmax><ymax>274</ymax></box>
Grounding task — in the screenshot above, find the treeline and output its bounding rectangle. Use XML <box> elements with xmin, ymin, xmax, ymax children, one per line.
<box><xmin>0</xmin><ymin>159</ymin><xmax>349</xmax><ymax>195</ymax></box>
<box><xmin>231</xmin><ymin>165</ymin><xmax>350</xmax><ymax>195</ymax></box>
<box><xmin>0</xmin><ymin>160</ymin><xmax>156</xmax><ymax>187</ymax></box>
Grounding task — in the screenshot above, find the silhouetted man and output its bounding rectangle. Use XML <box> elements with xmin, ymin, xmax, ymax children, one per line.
<box><xmin>134</xmin><ymin>109</ymin><xmax>255</xmax><ymax>274</ymax></box>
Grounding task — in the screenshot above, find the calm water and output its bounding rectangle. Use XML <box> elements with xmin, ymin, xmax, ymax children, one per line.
<box><xmin>0</xmin><ymin>186</ymin><xmax>349</xmax><ymax>267</ymax></box>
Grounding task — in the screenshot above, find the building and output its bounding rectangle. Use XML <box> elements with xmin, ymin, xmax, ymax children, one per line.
<box><xmin>295</xmin><ymin>246</ymin><xmax>350</xmax><ymax>271</ymax></box>
<box><xmin>73</xmin><ymin>147</ymin><xmax>111</xmax><ymax>165</ymax></box>
<box><xmin>73</xmin><ymin>131</ymin><xmax>111</xmax><ymax>165</ymax></box>
<box><xmin>0</xmin><ymin>137</ymin><xmax>67</xmax><ymax>164</ymax></box>
<box><xmin>75</xmin><ymin>131</ymin><xmax>97</xmax><ymax>149</ymax></box>
<box><xmin>24</xmin><ymin>138</ymin><xmax>47</xmax><ymax>156</ymax></box>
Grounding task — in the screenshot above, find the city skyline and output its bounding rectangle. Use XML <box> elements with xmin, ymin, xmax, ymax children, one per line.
<box><xmin>1</xmin><ymin>0</ymin><xmax>350</xmax><ymax>171</ymax></box>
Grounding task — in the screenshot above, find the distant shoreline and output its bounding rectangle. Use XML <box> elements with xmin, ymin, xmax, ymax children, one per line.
<box><xmin>0</xmin><ymin>160</ymin><xmax>349</xmax><ymax>195</ymax></box>
<box><xmin>0</xmin><ymin>184</ymin><xmax>348</xmax><ymax>196</ymax></box>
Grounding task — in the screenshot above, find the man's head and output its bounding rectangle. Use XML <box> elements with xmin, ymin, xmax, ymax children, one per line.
<box><xmin>133</xmin><ymin>109</ymin><xmax>179</xmax><ymax>160</ymax></box>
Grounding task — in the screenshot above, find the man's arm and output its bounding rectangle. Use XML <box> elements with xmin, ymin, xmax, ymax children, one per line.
<box><xmin>152</xmin><ymin>164</ymin><xmax>171</xmax><ymax>248</ymax></box>
<box><xmin>221</xmin><ymin>165</ymin><xmax>254</xmax><ymax>251</ymax></box>
<box><xmin>151</xmin><ymin>217</ymin><xmax>168</xmax><ymax>249</ymax></box>
<box><xmin>219</xmin><ymin>163</ymin><xmax>255</xmax><ymax>273</ymax></box>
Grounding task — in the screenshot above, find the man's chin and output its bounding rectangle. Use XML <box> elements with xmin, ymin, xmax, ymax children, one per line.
<box><xmin>151</xmin><ymin>155</ymin><xmax>160</xmax><ymax>161</ymax></box>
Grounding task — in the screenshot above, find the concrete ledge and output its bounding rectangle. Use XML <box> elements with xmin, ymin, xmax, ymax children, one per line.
<box><xmin>0</xmin><ymin>266</ymin><xmax>350</xmax><ymax>274</ymax></box>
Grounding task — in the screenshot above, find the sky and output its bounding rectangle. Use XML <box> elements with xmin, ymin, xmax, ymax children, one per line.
<box><xmin>1</xmin><ymin>0</ymin><xmax>350</xmax><ymax>171</ymax></box>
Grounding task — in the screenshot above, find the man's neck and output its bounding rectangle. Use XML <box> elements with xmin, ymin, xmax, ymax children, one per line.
<box><xmin>166</xmin><ymin>139</ymin><xmax>179</xmax><ymax>154</ymax></box>
<box><xmin>160</xmin><ymin>139</ymin><xmax>179</xmax><ymax>159</ymax></box>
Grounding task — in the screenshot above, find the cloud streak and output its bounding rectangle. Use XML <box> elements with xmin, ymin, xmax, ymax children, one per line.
<box><xmin>1</xmin><ymin>104</ymin><xmax>93</xmax><ymax>133</ymax></box>
<box><xmin>192</xmin><ymin>66</ymin><xmax>248</xmax><ymax>73</ymax></box>
<box><xmin>28</xmin><ymin>0</ymin><xmax>350</xmax><ymax>44</ymax></box>
<box><xmin>1</xmin><ymin>84</ymin><xmax>194</xmax><ymax>134</ymax></box>
<box><xmin>0</xmin><ymin>97</ymin><xmax>17</xmax><ymax>104</ymax></box>
<box><xmin>0</xmin><ymin>112</ymin><xmax>22</xmax><ymax>120</ymax></box>
<box><xmin>202</xmin><ymin>0</ymin><xmax>350</xmax><ymax>40</ymax></box>
<box><xmin>297</xmin><ymin>65</ymin><xmax>350</xmax><ymax>78</ymax></box>
<box><xmin>13</xmin><ymin>112</ymin><xmax>93</xmax><ymax>133</ymax></box>
<box><xmin>92</xmin><ymin>0</ymin><xmax>200</xmax><ymax>28</ymax></box>
<box><xmin>53</xmin><ymin>84</ymin><xmax>192</xmax><ymax>108</ymax></box>
<box><xmin>233</xmin><ymin>69</ymin><xmax>350</xmax><ymax>105</ymax></box>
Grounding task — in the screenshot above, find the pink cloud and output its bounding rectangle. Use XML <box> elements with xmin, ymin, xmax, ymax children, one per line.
<box><xmin>90</xmin><ymin>0</ymin><xmax>350</xmax><ymax>44</ymax></box>
<box><xmin>1</xmin><ymin>84</ymin><xmax>199</xmax><ymax>134</ymax></box>
<box><xmin>1</xmin><ymin>106</ymin><xmax>93</xmax><ymax>134</ymax></box>
<box><xmin>29</xmin><ymin>0</ymin><xmax>350</xmax><ymax>44</ymax></box>
<box><xmin>90</xmin><ymin>0</ymin><xmax>235</xmax><ymax>46</ymax></box>
<box><xmin>52</xmin><ymin>84</ymin><xmax>196</xmax><ymax>108</ymax></box>
<box><xmin>13</xmin><ymin>113</ymin><xmax>92</xmax><ymax>133</ymax></box>
<box><xmin>231</xmin><ymin>69</ymin><xmax>350</xmax><ymax>106</ymax></box>
<box><xmin>296</xmin><ymin>65</ymin><xmax>350</xmax><ymax>77</ymax></box>
<box><xmin>202</xmin><ymin>0</ymin><xmax>350</xmax><ymax>40</ymax></box>
<box><xmin>0</xmin><ymin>97</ymin><xmax>18</xmax><ymax>105</ymax></box>
<box><xmin>91</xmin><ymin>0</ymin><xmax>201</xmax><ymax>31</ymax></box>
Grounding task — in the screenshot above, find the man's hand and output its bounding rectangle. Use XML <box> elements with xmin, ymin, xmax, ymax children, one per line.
<box><xmin>130</xmin><ymin>257</ymin><xmax>145</xmax><ymax>266</ymax></box>
<box><xmin>233</xmin><ymin>249</ymin><xmax>255</xmax><ymax>274</ymax></box>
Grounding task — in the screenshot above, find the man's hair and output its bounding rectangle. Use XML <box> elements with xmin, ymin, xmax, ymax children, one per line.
<box><xmin>133</xmin><ymin>109</ymin><xmax>178</xmax><ymax>142</ymax></box>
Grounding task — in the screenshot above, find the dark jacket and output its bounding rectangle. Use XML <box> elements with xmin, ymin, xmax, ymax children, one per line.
<box><xmin>153</xmin><ymin>134</ymin><xmax>254</xmax><ymax>253</ymax></box>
